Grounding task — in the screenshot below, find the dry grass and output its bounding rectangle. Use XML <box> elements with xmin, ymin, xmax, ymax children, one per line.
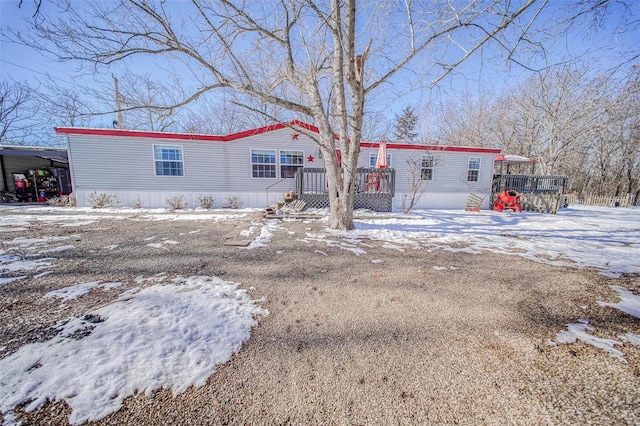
<box><xmin>1</xmin><ymin>213</ymin><xmax>639</xmax><ymax>425</ymax></box>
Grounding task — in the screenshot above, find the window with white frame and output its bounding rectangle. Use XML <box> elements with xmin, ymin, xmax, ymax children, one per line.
<box><xmin>251</xmin><ymin>149</ymin><xmax>277</xmax><ymax>178</ymax></box>
<box><xmin>421</xmin><ymin>154</ymin><xmax>434</xmax><ymax>180</ymax></box>
<box><xmin>153</xmin><ymin>145</ymin><xmax>184</xmax><ymax>176</ymax></box>
<box><xmin>369</xmin><ymin>153</ymin><xmax>392</xmax><ymax>167</ymax></box>
<box><xmin>467</xmin><ymin>157</ymin><xmax>481</xmax><ymax>182</ymax></box>
<box><xmin>280</xmin><ymin>150</ymin><xmax>304</xmax><ymax>178</ymax></box>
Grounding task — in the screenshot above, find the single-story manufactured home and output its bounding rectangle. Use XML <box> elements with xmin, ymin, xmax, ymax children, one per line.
<box><xmin>56</xmin><ymin>121</ymin><xmax>500</xmax><ymax>211</ymax></box>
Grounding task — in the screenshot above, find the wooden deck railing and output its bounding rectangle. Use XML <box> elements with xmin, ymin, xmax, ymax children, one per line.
<box><xmin>492</xmin><ymin>174</ymin><xmax>568</xmax><ymax>213</ymax></box>
<box><xmin>295</xmin><ymin>167</ymin><xmax>395</xmax><ymax>211</ymax></box>
<box><xmin>492</xmin><ymin>174</ymin><xmax>567</xmax><ymax>194</ymax></box>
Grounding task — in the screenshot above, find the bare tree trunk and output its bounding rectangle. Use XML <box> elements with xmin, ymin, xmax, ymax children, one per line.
<box><xmin>11</xmin><ymin>0</ymin><xmax>551</xmax><ymax>228</ymax></box>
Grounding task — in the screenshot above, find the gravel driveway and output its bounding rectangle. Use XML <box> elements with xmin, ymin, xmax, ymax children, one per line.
<box><xmin>1</xmin><ymin>210</ymin><xmax>638</xmax><ymax>425</ymax></box>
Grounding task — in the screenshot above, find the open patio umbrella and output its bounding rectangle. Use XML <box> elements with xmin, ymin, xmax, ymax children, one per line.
<box><xmin>376</xmin><ymin>139</ymin><xmax>388</xmax><ymax>168</ymax></box>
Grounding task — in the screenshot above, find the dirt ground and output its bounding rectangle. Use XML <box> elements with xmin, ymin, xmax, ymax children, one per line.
<box><xmin>1</xmin><ymin>211</ymin><xmax>639</xmax><ymax>425</ymax></box>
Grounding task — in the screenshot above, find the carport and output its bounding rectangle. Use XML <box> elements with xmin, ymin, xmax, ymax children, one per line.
<box><xmin>0</xmin><ymin>145</ymin><xmax>70</xmax><ymax>198</ymax></box>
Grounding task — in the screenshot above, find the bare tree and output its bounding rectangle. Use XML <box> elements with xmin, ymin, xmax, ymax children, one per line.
<box><xmin>13</xmin><ymin>0</ymin><xmax>548</xmax><ymax>229</ymax></box>
<box><xmin>181</xmin><ymin>96</ymin><xmax>293</xmax><ymax>135</ymax></box>
<box><xmin>17</xmin><ymin>0</ymin><xmax>42</xmax><ymax>17</ymax></box>
<box><xmin>0</xmin><ymin>80</ymin><xmax>40</xmax><ymax>145</ymax></box>
<box><xmin>560</xmin><ymin>0</ymin><xmax>640</xmax><ymax>69</ymax></box>
<box><xmin>436</xmin><ymin>90</ymin><xmax>499</xmax><ymax>148</ymax></box>
<box><xmin>609</xmin><ymin>66</ymin><xmax>640</xmax><ymax>201</ymax></box>
<box><xmin>38</xmin><ymin>78</ymin><xmax>96</xmax><ymax>128</ymax></box>
<box><xmin>432</xmin><ymin>62</ymin><xmax>640</xmax><ymax>200</ymax></box>
<box><xmin>529</xmin><ymin>68</ymin><xmax>602</xmax><ymax>174</ymax></box>
<box><xmin>401</xmin><ymin>153</ymin><xmax>441</xmax><ymax>213</ymax></box>
<box><xmin>115</xmin><ymin>73</ymin><xmax>180</xmax><ymax>132</ymax></box>
<box><xmin>180</xmin><ymin>101</ymin><xmax>243</xmax><ymax>135</ymax></box>
<box><xmin>361</xmin><ymin>110</ymin><xmax>390</xmax><ymax>143</ymax></box>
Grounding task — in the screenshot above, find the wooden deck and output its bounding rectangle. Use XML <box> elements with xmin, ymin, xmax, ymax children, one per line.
<box><xmin>492</xmin><ymin>174</ymin><xmax>568</xmax><ymax>213</ymax></box>
<box><xmin>295</xmin><ymin>167</ymin><xmax>396</xmax><ymax>212</ymax></box>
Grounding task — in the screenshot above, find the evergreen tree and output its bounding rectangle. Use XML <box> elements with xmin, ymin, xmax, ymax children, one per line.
<box><xmin>392</xmin><ymin>105</ymin><xmax>419</xmax><ymax>144</ymax></box>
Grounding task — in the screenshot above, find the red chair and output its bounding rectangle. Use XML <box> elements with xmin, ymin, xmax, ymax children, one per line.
<box><xmin>366</xmin><ymin>174</ymin><xmax>381</xmax><ymax>192</ymax></box>
<box><xmin>493</xmin><ymin>190</ymin><xmax>522</xmax><ymax>212</ymax></box>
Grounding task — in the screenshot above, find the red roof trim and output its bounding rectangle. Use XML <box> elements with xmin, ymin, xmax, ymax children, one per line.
<box><xmin>55</xmin><ymin>120</ymin><xmax>321</xmax><ymax>142</ymax></box>
<box><xmin>56</xmin><ymin>121</ymin><xmax>499</xmax><ymax>154</ymax></box>
<box><xmin>360</xmin><ymin>142</ymin><xmax>500</xmax><ymax>154</ymax></box>
<box><xmin>54</xmin><ymin>127</ymin><xmax>228</xmax><ymax>141</ymax></box>
<box><xmin>221</xmin><ymin>120</ymin><xmax>320</xmax><ymax>140</ymax></box>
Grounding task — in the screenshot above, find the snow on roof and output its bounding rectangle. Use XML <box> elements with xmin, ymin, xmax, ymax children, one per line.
<box><xmin>494</xmin><ymin>154</ymin><xmax>535</xmax><ymax>162</ymax></box>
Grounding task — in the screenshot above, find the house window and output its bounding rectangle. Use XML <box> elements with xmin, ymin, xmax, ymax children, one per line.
<box><xmin>251</xmin><ymin>149</ymin><xmax>276</xmax><ymax>178</ymax></box>
<box><xmin>468</xmin><ymin>157</ymin><xmax>481</xmax><ymax>182</ymax></box>
<box><xmin>421</xmin><ymin>155</ymin><xmax>434</xmax><ymax>180</ymax></box>
<box><xmin>369</xmin><ymin>153</ymin><xmax>392</xmax><ymax>167</ymax></box>
<box><xmin>154</xmin><ymin>145</ymin><xmax>184</xmax><ymax>176</ymax></box>
<box><xmin>280</xmin><ymin>150</ymin><xmax>304</xmax><ymax>178</ymax></box>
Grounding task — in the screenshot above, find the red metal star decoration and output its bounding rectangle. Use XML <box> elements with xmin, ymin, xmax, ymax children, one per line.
<box><xmin>307</xmin><ymin>154</ymin><xmax>314</xmax><ymax>163</ymax></box>
<box><xmin>291</xmin><ymin>133</ymin><xmax>299</xmax><ymax>140</ymax></box>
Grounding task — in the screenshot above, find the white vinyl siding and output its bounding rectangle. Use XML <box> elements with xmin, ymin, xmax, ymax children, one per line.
<box><xmin>153</xmin><ymin>145</ymin><xmax>183</xmax><ymax>176</ymax></box>
<box><xmin>467</xmin><ymin>157</ymin><xmax>480</xmax><ymax>182</ymax></box>
<box><xmin>67</xmin><ymin>129</ymin><xmax>318</xmax><ymax>195</ymax></box>
<box><xmin>251</xmin><ymin>149</ymin><xmax>276</xmax><ymax>178</ymax></box>
<box><xmin>65</xmin><ymin>126</ymin><xmax>497</xmax><ymax>210</ymax></box>
<box><xmin>367</xmin><ymin>149</ymin><xmax>494</xmax><ymax>197</ymax></box>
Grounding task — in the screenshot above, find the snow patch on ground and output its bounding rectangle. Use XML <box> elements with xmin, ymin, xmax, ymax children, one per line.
<box><xmin>0</xmin><ymin>276</ymin><xmax>27</xmax><ymax>285</ymax></box>
<box><xmin>382</xmin><ymin>243</ymin><xmax>405</xmax><ymax>252</ymax></box>
<box><xmin>597</xmin><ymin>285</ymin><xmax>640</xmax><ymax>319</ymax></box>
<box><xmin>44</xmin><ymin>281</ymin><xmax>126</xmax><ymax>302</ymax></box>
<box><xmin>0</xmin><ymin>257</ymin><xmax>54</xmax><ymax>274</ymax></box>
<box><xmin>555</xmin><ymin>286</ymin><xmax>640</xmax><ymax>362</ymax></box>
<box><xmin>139</xmin><ymin>212</ymin><xmax>248</xmax><ymax>222</ymax></box>
<box><xmin>5</xmin><ymin>236</ymin><xmax>70</xmax><ymax>248</ymax></box>
<box><xmin>0</xmin><ymin>275</ymin><xmax>267</xmax><ymax>425</ymax></box>
<box><xmin>620</xmin><ymin>333</ymin><xmax>640</xmax><ymax>346</ymax></box>
<box><xmin>147</xmin><ymin>240</ymin><xmax>179</xmax><ymax>250</ymax></box>
<box><xmin>1</xmin><ymin>204</ymin><xmax>639</xmax><ymax>420</ymax></box>
<box><xmin>245</xmin><ymin>220</ymin><xmax>287</xmax><ymax>249</ymax></box>
<box><xmin>38</xmin><ymin>245</ymin><xmax>75</xmax><ymax>254</ymax></box>
<box><xmin>556</xmin><ymin>319</ymin><xmax>626</xmax><ymax>362</ymax></box>
<box><xmin>305</xmin><ymin>232</ymin><xmax>368</xmax><ymax>256</ymax></box>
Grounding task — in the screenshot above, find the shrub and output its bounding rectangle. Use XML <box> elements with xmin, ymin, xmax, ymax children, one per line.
<box><xmin>47</xmin><ymin>195</ymin><xmax>70</xmax><ymax>207</ymax></box>
<box><xmin>197</xmin><ymin>195</ymin><xmax>215</xmax><ymax>209</ymax></box>
<box><xmin>166</xmin><ymin>194</ymin><xmax>186</xmax><ymax>210</ymax></box>
<box><xmin>223</xmin><ymin>196</ymin><xmax>243</xmax><ymax>209</ymax></box>
<box><xmin>131</xmin><ymin>199</ymin><xmax>144</xmax><ymax>209</ymax></box>
<box><xmin>88</xmin><ymin>192</ymin><xmax>118</xmax><ymax>208</ymax></box>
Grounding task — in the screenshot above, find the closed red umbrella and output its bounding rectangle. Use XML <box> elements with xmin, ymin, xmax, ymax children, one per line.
<box><xmin>367</xmin><ymin>138</ymin><xmax>388</xmax><ymax>193</ymax></box>
<box><xmin>376</xmin><ymin>139</ymin><xmax>388</xmax><ymax>168</ymax></box>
